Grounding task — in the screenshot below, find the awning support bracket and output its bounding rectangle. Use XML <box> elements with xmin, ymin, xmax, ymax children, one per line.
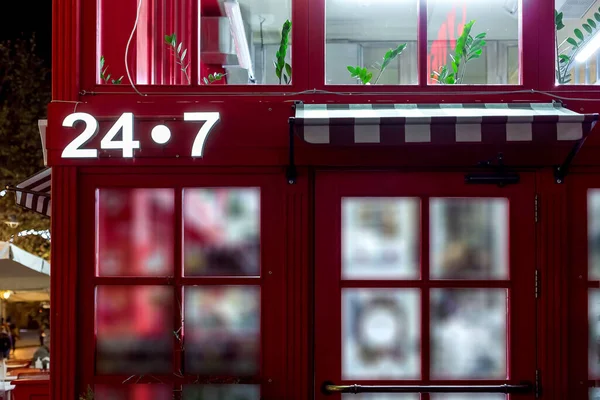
<box><xmin>554</xmin><ymin>137</ymin><xmax>587</xmax><ymax>184</ymax></box>
<box><xmin>287</xmin><ymin>117</ymin><xmax>297</xmax><ymax>185</ymax></box>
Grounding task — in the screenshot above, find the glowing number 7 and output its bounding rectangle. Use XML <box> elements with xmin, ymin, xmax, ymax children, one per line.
<box><xmin>184</xmin><ymin>112</ymin><xmax>221</xmax><ymax>157</ymax></box>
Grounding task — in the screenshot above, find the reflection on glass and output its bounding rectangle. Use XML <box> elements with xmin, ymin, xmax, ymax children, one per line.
<box><xmin>183</xmin><ymin>385</ymin><xmax>260</xmax><ymax>400</ymax></box>
<box><xmin>591</xmin><ymin>387</ymin><xmax>600</xmax><ymax>400</ymax></box>
<box><xmin>589</xmin><ymin>190</ymin><xmax>600</xmax><ymax>279</ymax></box>
<box><xmin>97</xmin><ymin>189</ymin><xmax>174</xmax><ymax>277</ymax></box>
<box><xmin>590</xmin><ymin>290</ymin><xmax>600</xmax><ymax>377</ymax></box>
<box><xmin>94</xmin><ymin>385</ymin><xmax>171</xmax><ymax>400</ymax></box>
<box><xmin>185</xmin><ymin>286</ymin><xmax>260</xmax><ymax>375</ymax></box>
<box><xmin>427</xmin><ymin>0</ymin><xmax>520</xmax><ymax>85</ymax></box>
<box><xmin>343</xmin><ymin>198</ymin><xmax>419</xmax><ymax>279</ymax></box>
<box><xmin>343</xmin><ymin>395</ymin><xmax>419</xmax><ymax>400</ymax></box>
<box><xmin>325</xmin><ymin>0</ymin><xmax>418</xmax><ymax>85</ymax></box>
<box><xmin>430</xmin><ymin>198</ymin><xmax>508</xmax><ymax>280</ymax></box>
<box><xmin>184</xmin><ymin>188</ymin><xmax>260</xmax><ymax>276</ymax></box>
<box><xmin>342</xmin><ymin>289</ymin><xmax>420</xmax><ymax>379</ymax></box>
<box><xmin>95</xmin><ymin>286</ymin><xmax>173</xmax><ymax>374</ymax></box>
<box><xmin>431</xmin><ymin>395</ymin><xmax>505</xmax><ymax>400</ymax></box>
<box><xmin>555</xmin><ymin>0</ymin><xmax>600</xmax><ymax>85</ymax></box>
<box><xmin>431</xmin><ymin>289</ymin><xmax>507</xmax><ymax>379</ymax></box>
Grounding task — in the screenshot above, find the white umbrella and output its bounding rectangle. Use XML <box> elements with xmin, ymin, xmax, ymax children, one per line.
<box><xmin>0</xmin><ymin>242</ymin><xmax>50</xmax><ymax>291</ymax></box>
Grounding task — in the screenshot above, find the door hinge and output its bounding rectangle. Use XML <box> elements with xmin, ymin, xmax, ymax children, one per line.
<box><xmin>535</xmin><ymin>369</ymin><xmax>542</xmax><ymax>398</ymax></box>
<box><xmin>534</xmin><ymin>194</ymin><xmax>539</xmax><ymax>223</ymax></box>
<box><xmin>535</xmin><ymin>269</ymin><xmax>540</xmax><ymax>299</ymax></box>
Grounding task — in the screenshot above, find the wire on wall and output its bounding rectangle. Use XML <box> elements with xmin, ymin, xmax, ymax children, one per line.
<box><xmin>125</xmin><ymin>0</ymin><xmax>146</xmax><ymax>97</ymax></box>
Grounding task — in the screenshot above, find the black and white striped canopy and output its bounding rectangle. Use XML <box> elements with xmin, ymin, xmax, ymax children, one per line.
<box><xmin>293</xmin><ymin>103</ymin><xmax>598</xmax><ymax>145</ymax></box>
<box><xmin>11</xmin><ymin>168</ymin><xmax>51</xmax><ymax>217</ymax></box>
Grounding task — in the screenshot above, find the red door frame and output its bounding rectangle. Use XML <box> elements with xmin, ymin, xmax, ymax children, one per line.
<box><xmin>314</xmin><ymin>171</ymin><xmax>537</xmax><ymax>399</ymax></box>
<box><xmin>75</xmin><ymin>167</ymin><xmax>289</xmax><ymax>398</ymax></box>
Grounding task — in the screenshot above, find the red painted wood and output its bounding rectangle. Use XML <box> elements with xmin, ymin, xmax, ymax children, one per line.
<box><xmin>12</xmin><ymin>378</ymin><xmax>50</xmax><ymax>400</ymax></box>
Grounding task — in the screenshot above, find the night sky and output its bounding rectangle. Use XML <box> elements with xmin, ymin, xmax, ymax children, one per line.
<box><xmin>0</xmin><ymin>2</ymin><xmax>52</xmax><ymax>65</ymax></box>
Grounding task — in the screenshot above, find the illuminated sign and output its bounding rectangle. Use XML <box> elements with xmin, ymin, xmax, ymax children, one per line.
<box><xmin>61</xmin><ymin>112</ymin><xmax>220</xmax><ymax>158</ymax></box>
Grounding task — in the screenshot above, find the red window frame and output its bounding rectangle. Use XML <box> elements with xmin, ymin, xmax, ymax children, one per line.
<box><xmin>76</xmin><ymin>169</ymin><xmax>287</xmax><ymax>398</ymax></box>
<box><xmin>314</xmin><ymin>171</ymin><xmax>537</xmax><ymax>398</ymax></box>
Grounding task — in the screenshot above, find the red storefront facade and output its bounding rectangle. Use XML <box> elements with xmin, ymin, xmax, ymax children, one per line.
<box><xmin>36</xmin><ymin>0</ymin><xmax>600</xmax><ymax>398</ymax></box>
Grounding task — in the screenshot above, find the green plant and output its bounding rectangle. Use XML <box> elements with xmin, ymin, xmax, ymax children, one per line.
<box><xmin>165</xmin><ymin>33</ymin><xmax>190</xmax><ymax>84</ymax></box>
<box><xmin>431</xmin><ymin>20</ymin><xmax>487</xmax><ymax>84</ymax></box>
<box><xmin>99</xmin><ymin>56</ymin><xmax>123</xmax><ymax>84</ymax></box>
<box><xmin>347</xmin><ymin>43</ymin><xmax>407</xmax><ymax>85</ymax></box>
<box><xmin>555</xmin><ymin>8</ymin><xmax>600</xmax><ymax>84</ymax></box>
<box><xmin>203</xmin><ymin>72</ymin><xmax>226</xmax><ymax>85</ymax></box>
<box><xmin>274</xmin><ymin>20</ymin><xmax>292</xmax><ymax>84</ymax></box>
<box><xmin>79</xmin><ymin>385</ymin><xmax>94</xmax><ymax>400</ymax></box>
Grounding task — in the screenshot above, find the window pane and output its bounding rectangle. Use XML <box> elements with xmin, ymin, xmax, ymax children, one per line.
<box><xmin>431</xmin><ymin>395</ymin><xmax>505</xmax><ymax>400</ymax></box>
<box><xmin>591</xmin><ymin>388</ymin><xmax>600</xmax><ymax>399</ymax></box>
<box><xmin>97</xmin><ymin>188</ymin><xmax>174</xmax><ymax>277</ymax></box>
<box><xmin>325</xmin><ymin>0</ymin><xmax>418</xmax><ymax>85</ymax></box>
<box><xmin>431</xmin><ymin>289</ymin><xmax>507</xmax><ymax>379</ymax></box>
<box><xmin>343</xmin><ymin>198</ymin><xmax>420</xmax><ymax>280</ymax></box>
<box><xmin>342</xmin><ymin>289</ymin><xmax>420</xmax><ymax>379</ymax></box>
<box><xmin>555</xmin><ymin>0</ymin><xmax>600</xmax><ymax>84</ymax></box>
<box><xmin>184</xmin><ymin>188</ymin><xmax>260</xmax><ymax>276</ymax></box>
<box><xmin>183</xmin><ymin>385</ymin><xmax>260</xmax><ymax>400</ymax></box>
<box><xmin>590</xmin><ymin>289</ymin><xmax>600</xmax><ymax>377</ymax></box>
<box><xmin>94</xmin><ymin>385</ymin><xmax>172</xmax><ymax>400</ymax></box>
<box><xmin>185</xmin><ymin>286</ymin><xmax>260</xmax><ymax>375</ymax></box>
<box><xmin>589</xmin><ymin>190</ymin><xmax>600</xmax><ymax>279</ymax></box>
<box><xmin>428</xmin><ymin>0</ymin><xmax>520</xmax><ymax>85</ymax></box>
<box><xmin>95</xmin><ymin>286</ymin><xmax>174</xmax><ymax>374</ymax></box>
<box><xmin>343</xmin><ymin>396</ymin><xmax>419</xmax><ymax>400</ymax></box>
<box><xmin>430</xmin><ymin>198</ymin><xmax>508</xmax><ymax>280</ymax></box>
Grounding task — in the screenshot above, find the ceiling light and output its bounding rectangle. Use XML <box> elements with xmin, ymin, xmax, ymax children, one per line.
<box><xmin>2</xmin><ymin>291</ymin><xmax>12</xmax><ymax>300</ymax></box>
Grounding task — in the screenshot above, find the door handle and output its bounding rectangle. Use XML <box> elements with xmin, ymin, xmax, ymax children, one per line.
<box><xmin>321</xmin><ymin>381</ymin><xmax>533</xmax><ymax>395</ymax></box>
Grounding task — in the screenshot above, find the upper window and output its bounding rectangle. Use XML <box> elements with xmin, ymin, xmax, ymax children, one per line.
<box><xmin>96</xmin><ymin>0</ymin><xmax>291</xmax><ymax>86</ymax></box>
<box><xmin>555</xmin><ymin>0</ymin><xmax>600</xmax><ymax>85</ymax></box>
<box><xmin>324</xmin><ymin>0</ymin><xmax>521</xmax><ymax>86</ymax></box>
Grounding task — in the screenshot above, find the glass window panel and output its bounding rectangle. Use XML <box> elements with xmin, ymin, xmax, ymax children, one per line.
<box><xmin>183</xmin><ymin>385</ymin><xmax>260</xmax><ymax>400</ymax></box>
<box><xmin>428</xmin><ymin>0</ymin><xmax>520</xmax><ymax>85</ymax></box>
<box><xmin>343</xmin><ymin>198</ymin><xmax>420</xmax><ymax>280</ymax></box>
<box><xmin>343</xmin><ymin>395</ymin><xmax>419</xmax><ymax>400</ymax></box>
<box><xmin>97</xmin><ymin>188</ymin><xmax>174</xmax><ymax>277</ymax></box>
<box><xmin>430</xmin><ymin>198</ymin><xmax>508</xmax><ymax>280</ymax></box>
<box><xmin>555</xmin><ymin>0</ymin><xmax>600</xmax><ymax>85</ymax></box>
<box><xmin>342</xmin><ymin>289</ymin><xmax>420</xmax><ymax>379</ymax></box>
<box><xmin>97</xmin><ymin>0</ymin><xmax>291</xmax><ymax>86</ymax></box>
<box><xmin>431</xmin><ymin>395</ymin><xmax>505</xmax><ymax>400</ymax></box>
<box><xmin>95</xmin><ymin>286</ymin><xmax>174</xmax><ymax>375</ymax></box>
<box><xmin>94</xmin><ymin>385</ymin><xmax>172</xmax><ymax>400</ymax></box>
<box><xmin>589</xmin><ymin>190</ymin><xmax>600</xmax><ymax>279</ymax></box>
<box><xmin>184</xmin><ymin>286</ymin><xmax>260</xmax><ymax>375</ymax></box>
<box><xmin>590</xmin><ymin>289</ymin><xmax>600</xmax><ymax>377</ymax></box>
<box><xmin>184</xmin><ymin>188</ymin><xmax>260</xmax><ymax>277</ymax></box>
<box><xmin>591</xmin><ymin>387</ymin><xmax>600</xmax><ymax>399</ymax></box>
<box><xmin>431</xmin><ymin>289</ymin><xmax>507</xmax><ymax>380</ymax></box>
<box><xmin>325</xmin><ymin>0</ymin><xmax>418</xmax><ymax>85</ymax></box>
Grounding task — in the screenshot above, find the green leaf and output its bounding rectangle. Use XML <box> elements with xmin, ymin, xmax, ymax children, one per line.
<box><xmin>177</xmin><ymin>42</ymin><xmax>182</xmax><ymax>53</ymax></box>
<box><xmin>556</xmin><ymin>22</ymin><xmax>565</xmax><ymax>30</ymax></box>
<box><xmin>203</xmin><ymin>77</ymin><xmax>209</xmax><ymax>85</ymax></box>
<box><xmin>164</xmin><ymin>34</ymin><xmax>172</xmax><ymax>45</ymax></box>
<box><xmin>347</xmin><ymin>66</ymin><xmax>356</xmax><ymax>75</ymax></box>
<box><xmin>445</xmin><ymin>74</ymin><xmax>456</xmax><ymax>84</ymax></box>
<box><xmin>283</xmin><ymin>74</ymin><xmax>289</xmax><ymax>84</ymax></box>
<box><xmin>584</xmin><ymin>23</ymin><xmax>593</xmax><ymax>34</ymax></box>
<box><xmin>380</xmin><ymin>43</ymin><xmax>406</xmax><ymax>71</ymax></box>
<box><xmin>181</xmin><ymin>49</ymin><xmax>187</xmax><ymax>61</ymax></box>
<box><xmin>559</xmin><ymin>54</ymin><xmax>570</xmax><ymax>63</ymax></box>
<box><xmin>474</xmin><ymin>32</ymin><xmax>487</xmax><ymax>40</ymax></box>
<box><xmin>589</xmin><ymin>19</ymin><xmax>597</xmax><ymax>29</ymax></box>
<box><xmin>451</xmin><ymin>60</ymin><xmax>458</xmax><ymax>74</ymax></box>
<box><xmin>100</xmin><ymin>56</ymin><xmax>105</xmax><ymax>69</ymax></box>
<box><xmin>106</xmin><ymin>73</ymin><xmax>111</xmax><ymax>81</ymax></box>
<box><xmin>285</xmin><ymin>63</ymin><xmax>292</xmax><ymax>78</ymax></box>
<box><xmin>567</xmin><ymin>37</ymin><xmax>579</xmax><ymax>47</ymax></box>
<box><xmin>575</xmin><ymin>28</ymin><xmax>584</xmax><ymax>41</ymax></box>
<box><xmin>595</xmin><ymin>12</ymin><xmax>600</xmax><ymax>23</ymax></box>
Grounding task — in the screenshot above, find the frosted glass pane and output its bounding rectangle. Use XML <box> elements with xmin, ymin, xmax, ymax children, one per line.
<box><xmin>431</xmin><ymin>289</ymin><xmax>507</xmax><ymax>379</ymax></box>
<box><xmin>183</xmin><ymin>385</ymin><xmax>260</xmax><ymax>400</ymax></box>
<box><xmin>94</xmin><ymin>385</ymin><xmax>171</xmax><ymax>400</ymax></box>
<box><xmin>342</xmin><ymin>289</ymin><xmax>420</xmax><ymax>379</ymax></box>
<box><xmin>589</xmin><ymin>190</ymin><xmax>600</xmax><ymax>279</ymax></box>
<box><xmin>342</xmin><ymin>198</ymin><xmax>420</xmax><ymax>279</ymax></box>
<box><xmin>97</xmin><ymin>188</ymin><xmax>174</xmax><ymax>277</ymax></box>
<box><xmin>430</xmin><ymin>198</ymin><xmax>508</xmax><ymax>280</ymax></box>
<box><xmin>95</xmin><ymin>286</ymin><xmax>173</xmax><ymax>374</ymax></box>
<box><xmin>185</xmin><ymin>286</ymin><xmax>260</xmax><ymax>375</ymax></box>
<box><xmin>184</xmin><ymin>188</ymin><xmax>260</xmax><ymax>276</ymax></box>
<box><xmin>590</xmin><ymin>290</ymin><xmax>600</xmax><ymax>377</ymax></box>
<box><xmin>591</xmin><ymin>387</ymin><xmax>600</xmax><ymax>399</ymax></box>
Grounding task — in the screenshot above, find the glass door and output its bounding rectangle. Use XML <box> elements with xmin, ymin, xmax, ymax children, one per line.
<box><xmin>315</xmin><ymin>171</ymin><xmax>536</xmax><ymax>399</ymax></box>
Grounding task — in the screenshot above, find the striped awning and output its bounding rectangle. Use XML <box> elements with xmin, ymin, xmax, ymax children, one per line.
<box><xmin>10</xmin><ymin>168</ymin><xmax>51</xmax><ymax>217</ymax></box>
<box><xmin>293</xmin><ymin>103</ymin><xmax>599</xmax><ymax>145</ymax></box>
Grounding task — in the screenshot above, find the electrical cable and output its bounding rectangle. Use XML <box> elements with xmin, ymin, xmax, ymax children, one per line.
<box><xmin>124</xmin><ymin>0</ymin><xmax>146</xmax><ymax>97</ymax></box>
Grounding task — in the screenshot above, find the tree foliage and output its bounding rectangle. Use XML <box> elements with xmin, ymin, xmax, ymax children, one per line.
<box><xmin>0</xmin><ymin>35</ymin><xmax>51</xmax><ymax>259</ymax></box>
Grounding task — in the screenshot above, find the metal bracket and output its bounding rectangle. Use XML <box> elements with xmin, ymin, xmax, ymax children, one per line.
<box><xmin>465</xmin><ymin>153</ymin><xmax>520</xmax><ymax>187</ymax></box>
<box><xmin>286</xmin><ymin>117</ymin><xmax>297</xmax><ymax>185</ymax></box>
<box><xmin>554</xmin><ymin>137</ymin><xmax>587</xmax><ymax>184</ymax></box>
